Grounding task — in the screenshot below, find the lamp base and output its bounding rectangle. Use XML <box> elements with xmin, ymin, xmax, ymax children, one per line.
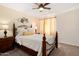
<box><xmin>4</xmin><ymin>30</ymin><xmax>7</xmax><ymax>37</ymax></box>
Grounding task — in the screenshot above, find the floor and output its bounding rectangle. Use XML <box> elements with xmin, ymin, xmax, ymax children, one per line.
<box><xmin>0</xmin><ymin>43</ymin><xmax>79</xmax><ymax>56</ymax></box>
<box><xmin>50</xmin><ymin>43</ymin><xmax>79</xmax><ymax>56</ymax></box>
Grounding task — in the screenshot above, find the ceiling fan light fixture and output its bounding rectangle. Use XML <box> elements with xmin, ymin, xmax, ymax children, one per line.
<box><xmin>39</xmin><ymin>7</ymin><xmax>44</xmax><ymax>12</ymax></box>
<box><xmin>33</xmin><ymin>3</ymin><xmax>51</xmax><ymax>12</ymax></box>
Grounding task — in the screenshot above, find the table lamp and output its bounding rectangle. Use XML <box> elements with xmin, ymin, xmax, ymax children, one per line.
<box><xmin>2</xmin><ymin>24</ymin><xmax>8</xmax><ymax>37</ymax></box>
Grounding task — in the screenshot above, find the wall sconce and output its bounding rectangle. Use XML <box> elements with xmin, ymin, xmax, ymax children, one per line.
<box><xmin>2</xmin><ymin>24</ymin><xmax>9</xmax><ymax>37</ymax></box>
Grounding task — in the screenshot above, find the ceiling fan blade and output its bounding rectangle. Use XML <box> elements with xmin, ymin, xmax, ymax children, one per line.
<box><xmin>32</xmin><ymin>8</ymin><xmax>38</xmax><ymax>9</ymax></box>
<box><xmin>35</xmin><ymin>3</ymin><xmax>40</xmax><ymax>6</ymax></box>
<box><xmin>44</xmin><ymin>7</ymin><xmax>51</xmax><ymax>10</ymax></box>
<box><xmin>32</xmin><ymin>7</ymin><xmax>39</xmax><ymax>9</ymax></box>
<box><xmin>39</xmin><ymin>3</ymin><xmax>44</xmax><ymax>8</ymax></box>
<box><xmin>44</xmin><ymin>3</ymin><xmax>50</xmax><ymax>6</ymax></box>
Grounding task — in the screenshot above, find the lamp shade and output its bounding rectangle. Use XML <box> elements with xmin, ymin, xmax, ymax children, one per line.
<box><xmin>2</xmin><ymin>24</ymin><xmax>9</xmax><ymax>30</ymax></box>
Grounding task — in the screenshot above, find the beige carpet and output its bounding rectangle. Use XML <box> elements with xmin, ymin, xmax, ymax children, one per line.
<box><xmin>0</xmin><ymin>43</ymin><xmax>79</xmax><ymax>56</ymax></box>
<box><xmin>50</xmin><ymin>43</ymin><xmax>79</xmax><ymax>56</ymax></box>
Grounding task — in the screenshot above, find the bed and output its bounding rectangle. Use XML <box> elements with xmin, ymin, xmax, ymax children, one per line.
<box><xmin>13</xmin><ymin>18</ymin><xmax>58</xmax><ymax>56</ymax></box>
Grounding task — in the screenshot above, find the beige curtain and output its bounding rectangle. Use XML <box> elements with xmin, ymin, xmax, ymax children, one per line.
<box><xmin>39</xmin><ymin>17</ymin><xmax>56</xmax><ymax>36</ymax></box>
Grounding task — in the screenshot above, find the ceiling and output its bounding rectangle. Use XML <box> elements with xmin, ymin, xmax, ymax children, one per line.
<box><xmin>0</xmin><ymin>3</ymin><xmax>79</xmax><ymax>19</ymax></box>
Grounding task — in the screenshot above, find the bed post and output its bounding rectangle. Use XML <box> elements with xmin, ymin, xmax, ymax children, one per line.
<box><xmin>55</xmin><ymin>31</ymin><xmax>58</xmax><ymax>48</ymax></box>
<box><xmin>13</xmin><ymin>23</ymin><xmax>15</xmax><ymax>42</ymax></box>
<box><xmin>42</xmin><ymin>34</ymin><xmax>46</xmax><ymax>56</ymax></box>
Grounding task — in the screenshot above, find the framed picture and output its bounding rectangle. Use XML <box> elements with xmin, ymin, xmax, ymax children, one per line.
<box><xmin>20</xmin><ymin>17</ymin><xmax>29</xmax><ymax>23</ymax></box>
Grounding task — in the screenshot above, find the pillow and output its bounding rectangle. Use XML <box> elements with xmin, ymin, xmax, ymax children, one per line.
<box><xmin>17</xmin><ymin>28</ymin><xmax>27</xmax><ymax>35</ymax></box>
<box><xmin>23</xmin><ymin>31</ymin><xmax>34</xmax><ymax>36</ymax></box>
<box><xmin>27</xmin><ymin>28</ymin><xmax>35</xmax><ymax>33</ymax></box>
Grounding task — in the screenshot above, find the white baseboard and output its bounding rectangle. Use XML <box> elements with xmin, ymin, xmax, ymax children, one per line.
<box><xmin>59</xmin><ymin>41</ymin><xmax>79</xmax><ymax>47</ymax></box>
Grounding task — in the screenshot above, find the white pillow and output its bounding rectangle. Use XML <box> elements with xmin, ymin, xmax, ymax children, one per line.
<box><xmin>17</xmin><ymin>28</ymin><xmax>27</xmax><ymax>35</ymax></box>
<box><xmin>27</xmin><ymin>28</ymin><xmax>34</xmax><ymax>33</ymax></box>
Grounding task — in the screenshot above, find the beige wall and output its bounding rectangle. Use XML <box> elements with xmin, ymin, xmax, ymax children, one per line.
<box><xmin>57</xmin><ymin>8</ymin><xmax>79</xmax><ymax>46</ymax></box>
<box><xmin>0</xmin><ymin>5</ymin><xmax>56</xmax><ymax>37</ymax></box>
<box><xmin>0</xmin><ymin>5</ymin><xmax>39</xmax><ymax>32</ymax></box>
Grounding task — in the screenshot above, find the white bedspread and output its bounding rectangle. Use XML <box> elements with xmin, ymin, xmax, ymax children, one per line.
<box><xmin>15</xmin><ymin>34</ymin><xmax>55</xmax><ymax>55</ymax></box>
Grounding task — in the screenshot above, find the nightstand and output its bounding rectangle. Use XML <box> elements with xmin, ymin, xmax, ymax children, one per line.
<box><xmin>0</xmin><ymin>36</ymin><xmax>14</xmax><ymax>53</ymax></box>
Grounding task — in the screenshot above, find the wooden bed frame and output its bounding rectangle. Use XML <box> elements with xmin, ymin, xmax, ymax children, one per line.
<box><xmin>13</xmin><ymin>23</ymin><xmax>58</xmax><ymax>56</ymax></box>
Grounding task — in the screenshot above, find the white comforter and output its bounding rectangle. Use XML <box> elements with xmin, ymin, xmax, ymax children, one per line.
<box><xmin>15</xmin><ymin>34</ymin><xmax>55</xmax><ymax>55</ymax></box>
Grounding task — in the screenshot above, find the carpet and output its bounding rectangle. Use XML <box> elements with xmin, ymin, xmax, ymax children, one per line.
<box><xmin>0</xmin><ymin>43</ymin><xmax>79</xmax><ymax>56</ymax></box>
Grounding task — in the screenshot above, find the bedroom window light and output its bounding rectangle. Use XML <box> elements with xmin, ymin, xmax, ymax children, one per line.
<box><xmin>41</xmin><ymin>17</ymin><xmax>56</xmax><ymax>35</ymax></box>
<box><xmin>44</xmin><ymin>19</ymin><xmax>50</xmax><ymax>35</ymax></box>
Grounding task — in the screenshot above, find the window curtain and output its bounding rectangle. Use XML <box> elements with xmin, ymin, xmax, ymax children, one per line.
<box><xmin>39</xmin><ymin>17</ymin><xmax>56</xmax><ymax>36</ymax></box>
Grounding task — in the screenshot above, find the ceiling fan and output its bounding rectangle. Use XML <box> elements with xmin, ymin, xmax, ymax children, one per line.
<box><xmin>33</xmin><ymin>3</ymin><xmax>51</xmax><ymax>12</ymax></box>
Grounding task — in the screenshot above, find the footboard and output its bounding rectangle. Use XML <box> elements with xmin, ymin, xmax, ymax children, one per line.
<box><xmin>42</xmin><ymin>32</ymin><xmax>58</xmax><ymax>56</ymax></box>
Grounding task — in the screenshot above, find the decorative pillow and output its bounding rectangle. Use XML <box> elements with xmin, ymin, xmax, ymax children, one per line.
<box><xmin>23</xmin><ymin>31</ymin><xmax>34</xmax><ymax>36</ymax></box>
<box><xmin>22</xmin><ymin>28</ymin><xmax>34</xmax><ymax>36</ymax></box>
